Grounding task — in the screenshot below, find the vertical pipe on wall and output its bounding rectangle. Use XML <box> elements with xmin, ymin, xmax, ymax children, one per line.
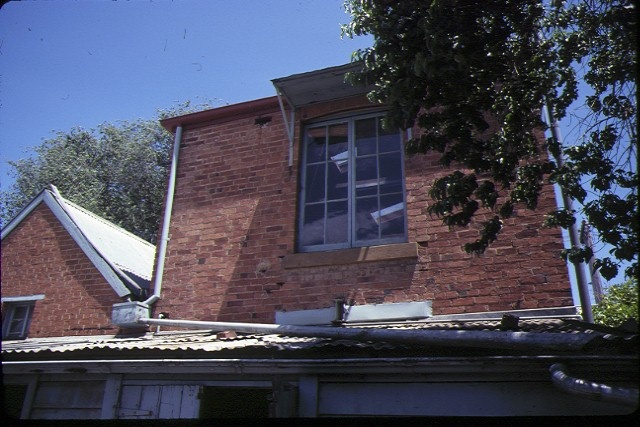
<box><xmin>144</xmin><ymin>125</ymin><xmax>183</xmax><ymax>306</ymax></box>
<box><xmin>544</xmin><ymin>102</ymin><xmax>593</xmax><ymax>323</ymax></box>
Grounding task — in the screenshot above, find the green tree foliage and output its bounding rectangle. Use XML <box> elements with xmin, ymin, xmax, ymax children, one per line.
<box><xmin>0</xmin><ymin>102</ymin><xmax>215</xmax><ymax>243</ymax></box>
<box><xmin>342</xmin><ymin>0</ymin><xmax>637</xmax><ymax>279</ymax></box>
<box><xmin>592</xmin><ymin>279</ymin><xmax>639</xmax><ymax>327</ymax></box>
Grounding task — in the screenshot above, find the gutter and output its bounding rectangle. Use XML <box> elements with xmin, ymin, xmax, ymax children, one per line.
<box><xmin>550</xmin><ymin>363</ymin><xmax>639</xmax><ymax>408</ymax></box>
<box><xmin>138</xmin><ymin>317</ymin><xmax>596</xmax><ymax>352</ymax></box>
<box><xmin>144</xmin><ymin>125</ymin><xmax>183</xmax><ymax>306</ymax></box>
<box><xmin>4</xmin><ymin>357</ymin><xmax>635</xmax><ymax>376</ymax></box>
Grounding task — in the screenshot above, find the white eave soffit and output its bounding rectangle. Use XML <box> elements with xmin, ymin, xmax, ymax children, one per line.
<box><xmin>272</xmin><ymin>62</ymin><xmax>372</xmax><ymax>108</ymax></box>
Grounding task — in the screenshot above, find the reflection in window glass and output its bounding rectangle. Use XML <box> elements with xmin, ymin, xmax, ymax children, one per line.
<box><xmin>299</xmin><ymin>114</ymin><xmax>406</xmax><ymax>252</ymax></box>
<box><xmin>379</xmin><ymin>152</ymin><xmax>403</xmax><ymax>195</ymax></box>
<box><xmin>355</xmin><ymin>157</ymin><xmax>378</xmax><ymax>197</ymax></box>
<box><xmin>326</xmin><ymin>201</ymin><xmax>349</xmax><ymax>244</ymax></box>
<box><xmin>355</xmin><ymin>196</ymin><xmax>380</xmax><ymax>241</ymax></box>
<box><xmin>305</xmin><ymin>127</ymin><xmax>326</xmax><ymax>163</ymax></box>
<box><xmin>355</xmin><ymin>118</ymin><xmax>377</xmax><ymax>156</ymax></box>
<box><xmin>300</xmin><ymin>204</ymin><xmax>325</xmax><ymax>247</ymax></box>
<box><xmin>2</xmin><ymin>303</ymin><xmax>34</xmax><ymax>340</ymax></box>
<box><xmin>305</xmin><ymin>164</ymin><xmax>325</xmax><ymax>203</ymax></box>
<box><xmin>378</xmin><ymin>120</ymin><xmax>402</xmax><ymax>153</ymax></box>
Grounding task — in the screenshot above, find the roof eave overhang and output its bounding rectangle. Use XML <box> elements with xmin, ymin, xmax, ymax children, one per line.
<box><xmin>158</xmin><ymin>63</ymin><xmax>372</xmax><ymax>133</ymax></box>
<box><xmin>160</xmin><ymin>96</ymin><xmax>281</xmax><ymax>133</ymax></box>
<box><xmin>272</xmin><ymin>62</ymin><xmax>372</xmax><ymax>109</ymax></box>
<box><xmin>3</xmin><ymin>356</ymin><xmax>637</xmax><ymax>376</ymax></box>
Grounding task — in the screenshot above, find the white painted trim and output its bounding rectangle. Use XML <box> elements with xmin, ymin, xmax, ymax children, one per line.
<box><xmin>2</xmin><ymin>189</ymin><xmax>136</xmax><ymax>297</ymax></box>
<box><xmin>1</xmin><ymin>191</ymin><xmax>47</xmax><ymax>240</ymax></box>
<box><xmin>101</xmin><ymin>374</ymin><xmax>123</xmax><ymax>419</ymax></box>
<box><xmin>1</xmin><ymin>294</ymin><xmax>45</xmax><ymax>303</ymax></box>
<box><xmin>43</xmin><ymin>191</ymin><xmax>131</xmax><ymax>298</ymax></box>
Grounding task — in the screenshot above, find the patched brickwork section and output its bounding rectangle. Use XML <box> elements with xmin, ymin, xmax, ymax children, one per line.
<box><xmin>1</xmin><ymin>204</ymin><xmax>121</xmax><ymax>337</ymax></box>
<box><xmin>156</xmin><ymin>97</ymin><xmax>572</xmax><ymax>323</ymax></box>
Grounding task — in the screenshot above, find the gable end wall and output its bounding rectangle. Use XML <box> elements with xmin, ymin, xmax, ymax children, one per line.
<box><xmin>156</xmin><ymin>97</ymin><xmax>572</xmax><ymax>323</ymax></box>
<box><xmin>1</xmin><ymin>204</ymin><xmax>122</xmax><ymax>337</ymax></box>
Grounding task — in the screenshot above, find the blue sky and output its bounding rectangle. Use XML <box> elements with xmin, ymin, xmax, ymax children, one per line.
<box><xmin>0</xmin><ymin>0</ymin><xmax>371</xmax><ymax>189</ymax></box>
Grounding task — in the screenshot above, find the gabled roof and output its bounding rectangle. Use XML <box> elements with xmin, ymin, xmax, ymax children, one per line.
<box><xmin>1</xmin><ymin>186</ymin><xmax>156</xmax><ymax>299</ymax></box>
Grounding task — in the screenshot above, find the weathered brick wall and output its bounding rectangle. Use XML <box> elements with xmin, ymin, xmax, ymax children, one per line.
<box><xmin>155</xmin><ymin>96</ymin><xmax>572</xmax><ymax>323</ymax></box>
<box><xmin>403</xmin><ymin>136</ymin><xmax>572</xmax><ymax>315</ymax></box>
<box><xmin>1</xmin><ymin>204</ymin><xmax>121</xmax><ymax>337</ymax></box>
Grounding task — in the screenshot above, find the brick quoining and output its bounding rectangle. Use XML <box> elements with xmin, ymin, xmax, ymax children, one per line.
<box><xmin>155</xmin><ymin>95</ymin><xmax>572</xmax><ymax>323</ymax></box>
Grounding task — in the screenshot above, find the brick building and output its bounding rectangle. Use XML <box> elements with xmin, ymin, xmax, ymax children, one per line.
<box><xmin>3</xmin><ymin>64</ymin><xmax>636</xmax><ymax>420</ymax></box>
<box><xmin>152</xmin><ymin>63</ymin><xmax>573</xmax><ymax>324</ymax></box>
<box><xmin>1</xmin><ymin>187</ymin><xmax>155</xmax><ymax>338</ymax></box>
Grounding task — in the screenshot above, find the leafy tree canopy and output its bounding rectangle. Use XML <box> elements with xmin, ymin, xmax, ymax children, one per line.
<box><xmin>342</xmin><ymin>0</ymin><xmax>637</xmax><ymax>280</ymax></box>
<box><xmin>592</xmin><ymin>278</ymin><xmax>638</xmax><ymax>327</ymax></box>
<box><xmin>0</xmin><ymin>101</ymin><xmax>217</xmax><ymax>243</ymax></box>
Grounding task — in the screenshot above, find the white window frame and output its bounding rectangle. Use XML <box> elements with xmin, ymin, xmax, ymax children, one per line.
<box><xmin>298</xmin><ymin>112</ymin><xmax>408</xmax><ymax>252</ymax></box>
<box><xmin>2</xmin><ymin>295</ymin><xmax>44</xmax><ymax>340</ymax></box>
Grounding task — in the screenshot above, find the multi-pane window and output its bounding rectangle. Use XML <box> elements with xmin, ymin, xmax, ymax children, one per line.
<box><xmin>298</xmin><ymin>113</ymin><xmax>407</xmax><ymax>252</ymax></box>
<box><xmin>2</xmin><ymin>302</ymin><xmax>35</xmax><ymax>340</ymax></box>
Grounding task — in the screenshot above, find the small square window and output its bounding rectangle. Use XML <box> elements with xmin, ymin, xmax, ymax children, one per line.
<box><xmin>2</xmin><ymin>302</ymin><xmax>35</xmax><ymax>340</ymax></box>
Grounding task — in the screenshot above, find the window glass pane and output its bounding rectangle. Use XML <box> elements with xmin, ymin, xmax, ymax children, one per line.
<box><xmin>300</xmin><ymin>204</ymin><xmax>325</xmax><ymax>247</ymax></box>
<box><xmin>327</xmin><ymin>159</ymin><xmax>348</xmax><ymax>200</ymax></box>
<box><xmin>305</xmin><ymin>127</ymin><xmax>326</xmax><ymax>163</ymax></box>
<box><xmin>355</xmin><ymin>156</ymin><xmax>378</xmax><ymax>197</ymax></box>
<box><xmin>327</xmin><ymin>123</ymin><xmax>348</xmax><ymax>157</ymax></box>
<box><xmin>7</xmin><ymin>305</ymin><xmax>30</xmax><ymax>338</ymax></box>
<box><xmin>378</xmin><ymin>121</ymin><xmax>401</xmax><ymax>153</ymax></box>
<box><xmin>379</xmin><ymin>195</ymin><xmax>406</xmax><ymax>238</ymax></box>
<box><xmin>354</xmin><ymin>196</ymin><xmax>380</xmax><ymax>241</ymax></box>
<box><xmin>305</xmin><ymin>164</ymin><xmax>325</xmax><ymax>203</ymax></box>
<box><xmin>378</xmin><ymin>152</ymin><xmax>404</xmax><ymax>195</ymax></box>
<box><xmin>355</xmin><ymin>118</ymin><xmax>377</xmax><ymax>156</ymax></box>
<box><xmin>299</xmin><ymin>114</ymin><xmax>406</xmax><ymax>251</ymax></box>
<box><xmin>326</xmin><ymin>201</ymin><xmax>349</xmax><ymax>244</ymax></box>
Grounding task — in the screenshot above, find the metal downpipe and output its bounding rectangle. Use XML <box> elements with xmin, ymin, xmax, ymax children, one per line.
<box><xmin>144</xmin><ymin>125</ymin><xmax>183</xmax><ymax>306</ymax></box>
<box><xmin>544</xmin><ymin>101</ymin><xmax>593</xmax><ymax>323</ymax></box>
<box><xmin>550</xmin><ymin>363</ymin><xmax>639</xmax><ymax>408</ymax></box>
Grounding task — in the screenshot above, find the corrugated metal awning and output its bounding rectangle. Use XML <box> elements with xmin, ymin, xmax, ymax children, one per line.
<box><xmin>272</xmin><ymin>62</ymin><xmax>371</xmax><ymax>108</ymax></box>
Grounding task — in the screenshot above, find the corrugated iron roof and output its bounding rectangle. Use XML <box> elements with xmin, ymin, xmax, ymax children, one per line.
<box><xmin>60</xmin><ymin>196</ymin><xmax>155</xmax><ymax>281</ymax></box>
<box><xmin>3</xmin><ymin>318</ymin><xmax>636</xmax><ymax>358</ymax></box>
<box><xmin>1</xmin><ymin>331</ymin><xmax>325</xmax><ymax>355</ymax></box>
<box><xmin>272</xmin><ymin>63</ymin><xmax>371</xmax><ymax>108</ymax></box>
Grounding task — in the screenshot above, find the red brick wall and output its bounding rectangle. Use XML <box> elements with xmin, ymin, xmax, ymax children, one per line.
<box><xmin>1</xmin><ymin>204</ymin><xmax>122</xmax><ymax>337</ymax></box>
<box><xmin>155</xmin><ymin>96</ymin><xmax>572</xmax><ymax>323</ymax></box>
